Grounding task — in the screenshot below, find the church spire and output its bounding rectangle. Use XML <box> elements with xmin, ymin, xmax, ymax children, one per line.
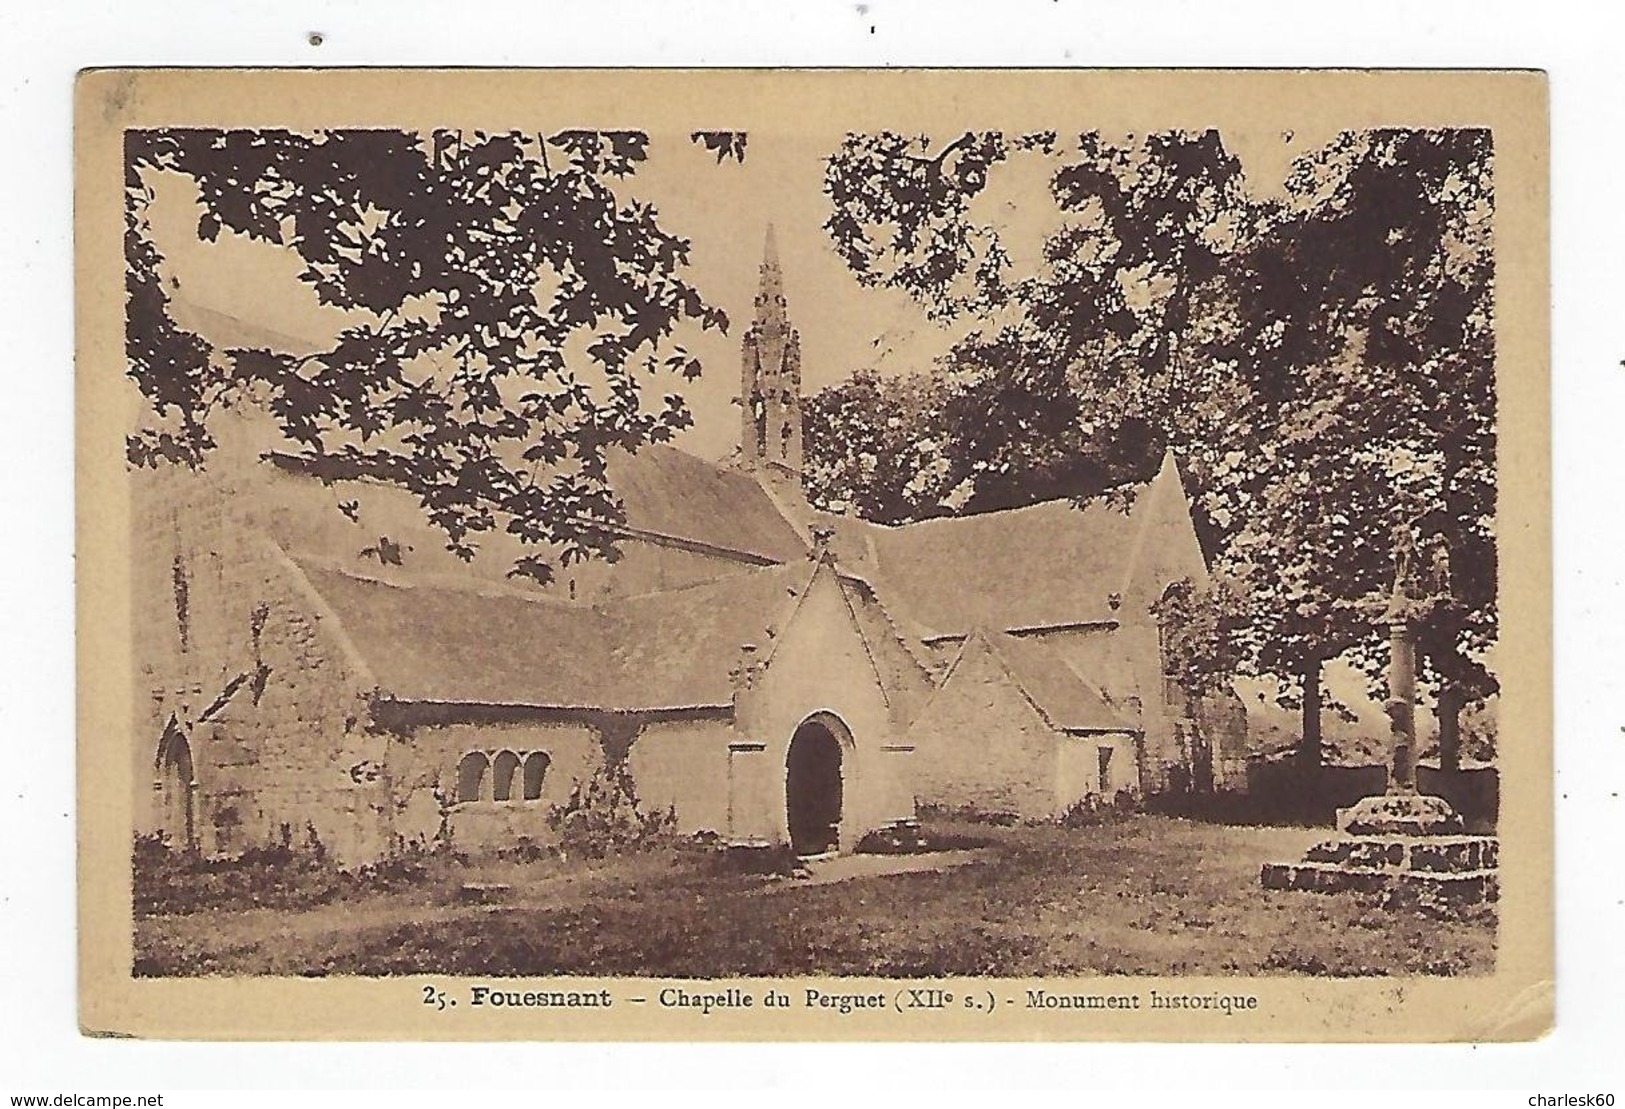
<box><xmin>740</xmin><ymin>224</ymin><xmax>803</xmax><ymax>477</ymax></box>
<box><xmin>762</xmin><ymin>221</ymin><xmax>780</xmax><ymax>278</ymax></box>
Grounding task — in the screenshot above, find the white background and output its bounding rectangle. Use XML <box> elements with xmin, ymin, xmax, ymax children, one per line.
<box><xmin>1</xmin><ymin>0</ymin><xmax>1619</xmax><ymax>1094</ymax></box>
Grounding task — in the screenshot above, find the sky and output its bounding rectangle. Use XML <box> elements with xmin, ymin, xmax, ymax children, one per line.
<box><xmin>147</xmin><ymin>122</ymin><xmax>1339</xmax><ymax>462</ymax></box>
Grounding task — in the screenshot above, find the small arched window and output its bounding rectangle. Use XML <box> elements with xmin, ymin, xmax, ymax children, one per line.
<box><xmin>492</xmin><ymin>750</ymin><xmax>521</xmax><ymax>802</ymax></box>
<box><xmin>522</xmin><ymin>752</ymin><xmax>551</xmax><ymax>801</ymax></box>
<box><xmin>456</xmin><ymin>751</ymin><xmax>489</xmax><ymax>803</ymax></box>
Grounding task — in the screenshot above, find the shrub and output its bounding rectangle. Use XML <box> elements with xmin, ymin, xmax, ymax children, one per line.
<box><xmin>1056</xmin><ymin>795</ymin><xmax>1113</xmax><ymax>828</ymax></box>
<box><xmin>546</xmin><ymin>760</ymin><xmax>677</xmax><ymax>858</ymax></box>
<box><xmin>1058</xmin><ymin>789</ymin><xmax>1143</xmax><ymax>827</ymax></box>
<box><xmin>855</xmin><ymin>821</ymin><xmax>930</xmax><ymax>855</ymax></box>
<box><xmin>132</xmin><ymin>823</ymin><xmax>432</xmax><ymax>917</ymax></box>
<box><xmin>709</xmin><ymin>842</ymin><xmax>803</xmax><ymax>877</ymax></box>
<box><xmin>495</xmin><ymin>836</ymin><xmax>552</xmax><ymax>864</ymax></box>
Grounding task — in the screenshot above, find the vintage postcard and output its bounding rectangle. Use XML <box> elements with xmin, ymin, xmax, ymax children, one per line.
<box><xmin>76</xmin><ymin>68</ymin><xmax>1551</xmax><ymax>1041</ymax></box>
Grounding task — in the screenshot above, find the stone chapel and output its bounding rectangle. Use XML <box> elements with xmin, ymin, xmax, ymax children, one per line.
<box><xmin>133</xmin><ymin>228</ymin><xmax>1249</xmax><ymax>865</ymax></box>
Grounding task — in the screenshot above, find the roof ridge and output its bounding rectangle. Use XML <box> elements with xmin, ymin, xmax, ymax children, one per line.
<box><xmin>867</xmin><ymin>481</ymin><xmax>1152</xmax><ymax>535</ymax></box>
<box><xmin>286</xmin><ymin>551</ymin><xmax>582</xmax><ymax>608</ymax></box>
<box><xmin>600</xmin><ymin>559</ymin><xmax>804</xmax><ymax>608</ymax></box>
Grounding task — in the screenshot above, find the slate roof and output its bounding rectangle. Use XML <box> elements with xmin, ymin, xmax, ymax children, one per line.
<box><xmin>293</xmin><ymin>555</ymin><xmax>811</xmax><ymax>712</ymax></box>
<box><xmin>605</xmin><ymin>444</ymin><xmax>808</xmax><ymax>562</ymax></box>
<box><xmin>294</xmin><ymin>559</ymin><xmax>615</xmax><ymax>708</ymax></box>
<box><xmin>980</xmin><ymin>631</ymin><xmax>1138</xmax><ymax>735</ymax></box>
<box><xmin>266</xmin><ymin>442</ymin><xmax>1193</xmax><ymax>719</ymax></box>
<box><xmin>598</xmin><ymin>565</ymin><xmax>810</xmax><ymax>708</ymax></box>
<box><xmin>859</xmin><ymin>491</ymin><xmax>1153</xmax><ymax>637</ymax></box>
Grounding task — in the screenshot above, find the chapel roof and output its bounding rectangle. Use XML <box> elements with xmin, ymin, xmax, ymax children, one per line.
<box><xmin>850</xmin><ymin>489</ymin><xmax>1148</xmax><ymax>637</ymax></box>
<box><xmin>604</xmin><ymin>444</ymin><xmax>809</xmax><ymax>563</ymax></box>
<box><xmin>292</xmin><ymin>554</ymin><xmax>815</xmax><ymax>713</ymax></box>
<box><xmin>836</xmin><ymin>449</ymin><xmax>1197</xmax><ymax>638</ymax></box>
<box><xmin>977</xmin><ymin>630</ymin><xmax>1139</xmax><ymax>735</ymax></box>
<box><xmin>294</xmin><ymin>557</ymin><xmax>615</xmax><ymax>708</ymax></box>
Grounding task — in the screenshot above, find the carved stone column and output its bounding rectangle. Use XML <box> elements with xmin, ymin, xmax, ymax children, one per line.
<box><xmin>1386</xmin><ymin>613</ymin><xmax>1419</xmax><ymax>795</ymax></box>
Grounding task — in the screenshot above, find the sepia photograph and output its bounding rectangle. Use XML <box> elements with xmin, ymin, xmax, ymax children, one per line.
<box><xmin>75</xmin><ymin>68</ymin><xmax>1551</xmax><ymax>1040</ymax></box>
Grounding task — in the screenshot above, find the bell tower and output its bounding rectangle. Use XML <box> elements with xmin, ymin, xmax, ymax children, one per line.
<box><xmin>740</xmin><ymin>224</ymin><xmax>803</xmax><ymax>477</ymax></box>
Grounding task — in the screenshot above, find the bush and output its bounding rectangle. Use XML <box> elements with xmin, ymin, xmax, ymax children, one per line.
<box><xmin>546</xmin><ymin>761</ymin><xmax>677</xmax><ymax>858</ymax></box>
<box><xmin>855</xmin><ymin>821</ymin><xmax>930</xmax><ymax>855</ymax></box>
<box><xmin>132</xmin><ymin>823</ymin><xmax>433</xmax><ymax>917</ymax></box>
<box><xmin>709</xmin><ymin>842</ymin><xmax>803</xmax><ymax>877</ymax></box>
<box><xmin>1057</xmin><ymin>790</ymin><xmax>1141</xmax><ymax>828</ymax></box>
<box><xmin>495</xmin><ymin>836</ymin><xmax>552</xmax><ymax>864</ymax></box>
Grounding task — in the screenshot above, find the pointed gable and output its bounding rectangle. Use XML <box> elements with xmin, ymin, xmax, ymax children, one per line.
<box><xmin>1117</xmin><ymin>449</ymin><xmax>1209</xmax><ymax>605</ymax></box>
<box><xmin>982</xmin><ymin>632</ymin><xmax>1138</xmax><ymax>735</ymax></box>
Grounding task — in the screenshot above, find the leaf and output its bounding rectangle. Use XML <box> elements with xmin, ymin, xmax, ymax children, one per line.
<box><xmin>690</xmin><ymin>130</ymin><xmax>748</xmax><ymax>165</ymax></box>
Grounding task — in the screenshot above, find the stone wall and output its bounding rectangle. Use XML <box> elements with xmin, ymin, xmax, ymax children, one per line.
<box><xmin>132</xmin><ymin>463</ymin><xmax>390</xmax><ymax>865</ymax></box>
<box><xmin>627</xmin><ymin>717</ymin><xmax>734</xmax><ymax>837</ymax></box>
<box><xmin>1417</xmin><ymin>765</ymin><xmax>1499</xmax><ymax>831</ymax></box>
<box><xmin>1194</xmin><ymin>687</ymin><xmax>1252</xmax><ymax>791</ymax></box>
<box><xmin>906</xmin><ymin>638</ymin><xmax>1058</xmax><ymax>818</ymax></box>
<box><xmin>1026</xmin><ymin>616</ymin><xmax>1192</xmax><ymax>795</ymax></box>
<box><xmin>1055</xmin><ymin>732</ymin><xmax>1140</xmax><ymax>811</ymax></box>
<box><xmin>728</xmin><ymin>564</ymin><xmax>916</xmax><ymax>848</ymax></box>
<box><xmin>384</xmin><ymin>718</ymin><xmax>605</xmax><ymax>852</ymax></box>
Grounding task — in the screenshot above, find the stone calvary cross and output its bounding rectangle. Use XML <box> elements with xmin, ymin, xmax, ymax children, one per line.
<box><xmin>1259</xmin><ymin>524</ymin><xmax>1499</xmax><ymax>907</ymax></box>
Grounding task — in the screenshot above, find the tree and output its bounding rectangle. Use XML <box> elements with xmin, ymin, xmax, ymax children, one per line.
<box><xmin>802</xmin><ymin>355</ymin><xmax>1157</xmax><ymax>523</ymax></box>
<box><xmin>801</xmin><ymin>368</ymin><xmax>963</xmax><ymax>523</ymax></box>
<box><xmin>1220</xmin><ymin>129</ymin><xmax>1497</xmax><ymax>765</ymax></box>
<box><xmin>821</xmin><ymin>129</ymin><xmax>1259</xmax><ymax>516</ymax></box>
<box><xmin>820</xmin><ymin>127</ymin><xmax>1499</xmax><ymax>765</ymax></box>
<box><xmin>126</xmin><ymin>128</ymin><xmax>734</xmax><ymax>584</ymax></box>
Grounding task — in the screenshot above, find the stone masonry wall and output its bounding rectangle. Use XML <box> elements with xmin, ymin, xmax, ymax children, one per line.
<box><xmin>906</xmin><ymin>639</ymin><xmax>1058</xmax><ymax>818</ymax></box>
<box><xmin>133</xmin><ymin>463</ymin><xmax>390</xmax><ymax>865</ymax></box>
<box><xmin>384</xmin><ymin>719</ymin><xmax>605</xmax><ymax>852</ymax></box>
<box><xmin>627</xmin><ymin>718</ymin><xmax>734</xmax><ymax>837</ymax></box>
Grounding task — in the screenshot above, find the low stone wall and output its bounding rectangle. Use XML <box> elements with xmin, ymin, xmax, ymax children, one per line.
<box><xmin>1230</xmin><ymin>759</ymin><xmax>1384</xmax><ymax>824</ymax></box>
<box><xmin>1235</xmin><ymin>759</ymin><xmax>1498</xmax><ymax>829</ymax></box>
<box><xmin>1418</xmin><ymin>766</ymin><xmax>1499</xmax><ymax>831</ymax></box>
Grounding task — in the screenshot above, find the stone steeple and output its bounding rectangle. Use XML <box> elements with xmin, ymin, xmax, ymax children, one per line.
<box><xmin>740</xmin><ymin>224</ymin><xmax>803</xmax><ymax>476</ymax></box>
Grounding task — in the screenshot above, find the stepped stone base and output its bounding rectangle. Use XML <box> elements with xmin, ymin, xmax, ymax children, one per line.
<box><xmin>1261</xmin><ymin>793</ymin><xmax>1498</xmax><ymax>907</ymax></box>
<box><xmin>1260</xmin><ymin>858</ymin><xmax>1498</xmax><ymax>904</ymax></box>
<box><xmin>1337</xmin><ymin>793</ymin><xmax>1464</xmax><ymax>837</ymax></box>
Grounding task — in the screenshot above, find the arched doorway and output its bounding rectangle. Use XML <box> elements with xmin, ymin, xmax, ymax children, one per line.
<box><xmin>786</xmin><ymin>716</ymin><xmax>847</xmax><ymax>855</ymax></box>
<box><xmin>156</xmin><ymin>720</ymin><xmax>196</xmax><ymax>851</ymax></box>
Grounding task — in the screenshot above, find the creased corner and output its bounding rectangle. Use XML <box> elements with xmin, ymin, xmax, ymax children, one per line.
<box><xmin>1464</xmin><ymin>979</ymin><xmax>1555</xmax><ymax>1042</ymax></box>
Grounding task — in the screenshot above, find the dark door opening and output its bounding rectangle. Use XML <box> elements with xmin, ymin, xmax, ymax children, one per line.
<box><xmin>786</xmin><ymin>720</ymin><xmax>843</xmax><ymax>855</ymax></box>
<box><xmin>158</xmin><ymin>723</ymin><xmax>196</xmax><ymax>851</ymax></box>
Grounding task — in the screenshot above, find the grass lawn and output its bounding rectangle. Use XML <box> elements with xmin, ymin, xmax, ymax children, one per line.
<box><xmin>134</xmin><ymin>813</ymin><xmax>1495</xmax><ymax>978</ymax></box>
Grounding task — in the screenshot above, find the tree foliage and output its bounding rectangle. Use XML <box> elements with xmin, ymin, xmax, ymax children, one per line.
<box><xmin>126</xmin><ymin>128</ymin><xmax>732</xmax><ymax>583</ymax></box>
<box><xmin>819</xmin><ymin>127</ymin><xmax>1498</xmax><ymax>747</ymax></box>
<box><xmin>802</xmin><ymin>368</ymin><xmax>961</xmax><ymax>522</ymax></box>
<box><xmin>1222</xmin><ymin>130</ymin><xmax>1497</xmax><ymax>709</ymax></box>
<box><xmin>1150</xmin><ymin>577</ymin><xmax>1248</xmax><ymax>702</ymax></box>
